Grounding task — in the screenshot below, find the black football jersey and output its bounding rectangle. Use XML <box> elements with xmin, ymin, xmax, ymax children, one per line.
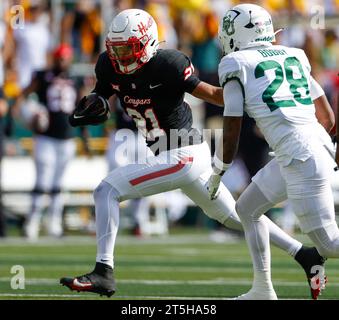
<box><xmin>34</xmin><ymin>69</ymin><xmax>77</xmax><ymax>140</ymax></box>
<box><xmin>115</xmin><ymin>101</ymin><xmax>137</xmax><ymax>131</ymax></box>
<box><xmin>93</xmin><ymin>49</ymin><xmax>201</xmax><ymax>149</ymax></box>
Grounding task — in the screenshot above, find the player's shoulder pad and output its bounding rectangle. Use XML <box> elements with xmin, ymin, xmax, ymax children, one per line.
<box><xmin>156</xmin><ymin>49</ymin><xmax>191</xmax><ymax>73</ymax></box>
<box><xmin>218</xmin><ymin>52</ymin><xmax>245</xmax><ymax>87</ymax></box>
<box><xmin>288</xmin><ymin>46</ymin><xmax>311</xmax><ymax>71</ymax></box>
<box><xmin>95</xmin><ymin>51</ymin><xmax>112</xmax><ymax>75</ymax></box>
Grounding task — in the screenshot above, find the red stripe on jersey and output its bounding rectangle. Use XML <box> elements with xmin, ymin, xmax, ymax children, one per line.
<box><xmin>129</xmin><ymin>157</ymin><xmax>194</xmax><ymax>186</ymax></box>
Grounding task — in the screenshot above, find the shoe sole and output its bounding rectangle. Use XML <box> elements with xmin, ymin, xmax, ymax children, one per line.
<box><xmin>309</xmin><ymin>275</ymin><xmax>328</xmax><ymax>300</ymax></box>
<box><xmin>60</xmin><ymin>278</ymin><xmax>115</xmax><ymax>298</ymax></box>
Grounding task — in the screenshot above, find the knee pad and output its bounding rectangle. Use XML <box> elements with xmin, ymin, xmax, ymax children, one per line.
<box><xmin>236</xmin><ymin>183</ymin><xmax>274</xmax><ymax>220</ymax></box>
<box><xmin>94</xmin><ymin>181</ymin><xmax>120</xmax><ymax>203</ymax></box>
<box><xmin>50</xmin><ymin>188</ymin><xmax>61</xmax><ymax>195</ymax></box>
<box><xmin>308</xmin><ymin>223</ymin><xmax>339</xmax><ymax>258</ymax></box>
<box><xmin>315</xmin><ymin>244</ymin><xmax>333</xmax><ymax>259</ymax></box>
<box><xmin>235</xmin><ymin>200</ymin><xmax>246</xmax><ymax>220</ymax></box>
<box><xmin>32</xmin><ymin>187</ymin><xmax>45</xmax><ymax>195</ymax></box>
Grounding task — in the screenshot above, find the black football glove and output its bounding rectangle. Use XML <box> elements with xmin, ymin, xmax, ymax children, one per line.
<box><xmin>69</xmin><ymin>93</ymin><xmax>110</xmax><ymax>127</ymax></box>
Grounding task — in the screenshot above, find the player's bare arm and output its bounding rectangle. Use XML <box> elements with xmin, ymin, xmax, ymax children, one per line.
<box><xmin>314</xmin><ymin>95</ymin><xmax>335</xmax><ymax>133</ymax></box>
<box><xmin>191</xmin><ymin>81</ymin><xmax>223</xmax><ymax>106</ymax></box>
<box><xmin>219</xmin><ymin>116</ymin><xmax>242</xmax><ymax>164</ymax></box>
<box><xmin>12</xmin><ymin>77</ymin><xmax>39</xmax><ymax>117</ymax></box>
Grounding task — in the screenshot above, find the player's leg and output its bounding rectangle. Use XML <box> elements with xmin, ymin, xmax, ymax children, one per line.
<box><xmin>106</xmin><ymin>130</ymin><xmax>151</xmax><ymax>235</ymax></box>
<box><xmin>24</xmin><ymin>136</ymin><xmax>55</xmax><ymax>239</ymax></box>
<box><xmin>280</xmin><ymin>148</ymin><xmax>337</xmax><ymax>298</ymax></box>
<box><xmin>60</xmin><ymin>142</ymin><xmax>212</xmax><ymax>296</ymax></box>
<box><xmin>48</xmin><ymin>138</ymin><xmax>76</xmax><ymax>237</ymax></box>
<box><xmin>182</xmin><ymin>157</ymin><xmax>325</xmax><ymax>299</ymax></box>
<box><xmin>250</xmin><ymin>159</ymin><xmax>303</xmax><ymax>256</ymax></box>
<box><xmin>94</xmin><ymin>142</ymin><xmax>211</xmax><ymax>266</ymax></box>
<box><xmin>281</xmin><ymin>148</ymin><xmax>339</xmax><ymax>258</ymax></box>
<box><xmin>281</xmin><ymin>151</ymin><xmax>339</xmax><ymax>254</ymax></box>
<box><xmin>235</xmin><ymin>158</ymin><xmax>328</xmax><ymax>299</ymax></box>
<box><xmin>307</xmin><ymin>223</ymin><xmax>339</xmax><ymax>258</ymax></box>
<box><xmin>235</xmin><ymin>182</ymin><xmax>277</xmax><ymax>299</ymax></box>
<box><xmin>181</xmin><ymin>163</ymin><xmax>303</xmax><ymax>258</ymax></box>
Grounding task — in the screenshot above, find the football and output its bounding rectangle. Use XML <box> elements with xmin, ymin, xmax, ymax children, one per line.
<box><xmin>80</xmin><ymin>93</ymin><xmax>110</xmax><ymax>117</ymax></box>
<box><xmin>69</xmin><ymin>93</ymin><xmax>110</xmax><ymax>126</ymax></box>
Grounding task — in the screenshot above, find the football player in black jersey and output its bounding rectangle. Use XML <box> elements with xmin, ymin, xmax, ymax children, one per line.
<box><xmin>15</xmin><ymin>44</ymin><xmax>81</xmax><ymax>239</ymax></box>
<box><xmin>60</xmin><ymin>9</ymin><xmax>322</xmax><ymax>298</ymax></box>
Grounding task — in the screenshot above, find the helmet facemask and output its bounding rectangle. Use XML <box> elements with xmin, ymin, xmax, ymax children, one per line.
<box><xmin>106</xmin><ymin>35</ymin><xmax>151</xmax><ymax>74</ymax></box>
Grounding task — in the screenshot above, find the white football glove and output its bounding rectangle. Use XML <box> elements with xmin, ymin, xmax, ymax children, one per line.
<box><xmin>207</xmin><ymin>156</ymin><xmax>232</xmax><ymax>200</ymax></box>
<box><xmin>207</xmin><ymin>173</ymin><xmax>222</xmax><ymax>200</ymax></box>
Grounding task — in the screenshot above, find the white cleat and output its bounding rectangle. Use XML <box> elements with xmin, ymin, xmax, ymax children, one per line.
<box><xmin>47</xmin><ymin>217</ymin><xmax>63</xmax><ymax>238</ymax></box>
<box><xmin>47</xmin><ymin>224</ymin><xmax>63</xmax><ymax>238</ymax></box>
<box><xmin>23</xmin><ymin>220</ymin><xmax>40</xmax><ymax>241</ymax></box>
<box><xmin>233</xmin><ymin>288</ymin><xmax>278</xmax><ymax>300</ymax></box>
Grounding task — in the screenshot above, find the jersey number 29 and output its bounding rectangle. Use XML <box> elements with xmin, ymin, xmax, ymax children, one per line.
<box><xmin>255</xmin><ymin>56</ymin><xmax>313</xmax><ymax>112</ymax></box>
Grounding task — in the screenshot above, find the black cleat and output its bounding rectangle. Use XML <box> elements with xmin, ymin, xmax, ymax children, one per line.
<box><xmin>295</xmin><ymin>246</ymin><xmax>327</xmax><ymax>300</ymax></box>
<box><xmin>60</xmin><ymin>262</ymin><xmax>116</xmax><ymax>297</ymax></box>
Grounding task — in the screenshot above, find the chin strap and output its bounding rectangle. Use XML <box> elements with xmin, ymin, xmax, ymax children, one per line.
<box><xmin>274</xmin><ymin>28</ymin><xmax>284</xmax><ymax>36</ymax></box>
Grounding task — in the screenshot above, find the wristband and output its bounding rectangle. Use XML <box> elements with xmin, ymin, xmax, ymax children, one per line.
<box><xmin>212</xmin><ymin>156</ymin><xmax>232</xmax><ymax>175</ymax></box>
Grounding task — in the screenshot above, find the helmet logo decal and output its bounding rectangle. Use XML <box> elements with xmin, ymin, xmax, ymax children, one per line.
<box><xmin>137</xmin><ymin>17</ymin><xmax>154</xmax><ymax>36</ymax></box>
<box><xmin>138</xmin><ymin>22</ymin><xmax>147</xmax><ymax>35</ymax></box>
<box><xmin>222</xmin><ymin>10</ymin><xmax>240</xmax><ymax>36</ymax></box>
<box><xmin>245</xmin><ymin>11</ymin><xmax>255</xmax><ymax>29</ymax></box>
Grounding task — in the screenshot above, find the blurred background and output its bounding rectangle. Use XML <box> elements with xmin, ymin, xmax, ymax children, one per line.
<box><xmin>0</xmin><ymin>0</ymin><xmax>338</xmax><ymax>241</ymax></box>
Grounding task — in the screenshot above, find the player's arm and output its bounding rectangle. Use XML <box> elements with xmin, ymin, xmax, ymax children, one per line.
<box><xmin>314</xmin><ymin>95</ymin><xmax>335</xmax><ymax>133</ymax></box>
<box><xmin>310</xmin><ymin>76</ymin><xmax>335</xmax><ymax>133</ymax></box>
<box><xmin>191</xmin><ymin>82</ymin><xmax>224</xmax><ymax>106</ymax></box>
<box><xmin>173</xmin><ymin>52</ymin><xmax>223</xmax><ymax>106</ymax></box>
<box><xmin>11</xmin><ymin>76</ymin><xmax>40</xmax><ymax>117</ymax></box>
<box><xmin>207</xmin><ymin>80</ymin><xmax>244</xmax><ymax>200</ymax></box>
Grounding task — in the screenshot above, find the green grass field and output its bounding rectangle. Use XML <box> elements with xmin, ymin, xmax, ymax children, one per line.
<box><xmin>0</xmin><ymin>230</ymin><xmax>338</xmax><ymax>300</ymax></box>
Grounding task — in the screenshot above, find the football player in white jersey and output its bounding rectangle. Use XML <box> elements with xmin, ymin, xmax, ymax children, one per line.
<box><xmin>208</xmin><ymin>3</ymin><xmax>338</xmax><ymax>299</ymax></box>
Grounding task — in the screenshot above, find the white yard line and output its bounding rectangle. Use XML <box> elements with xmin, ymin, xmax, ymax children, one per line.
<box><xmin>1</xmin><ymin>277</ymin><xmax>337</xmax><ymax>287</ymax></box>
<box><xmin>0</xmin><ymin>235</ymin><xmax>224</xmax><ymax>247</ymax></box>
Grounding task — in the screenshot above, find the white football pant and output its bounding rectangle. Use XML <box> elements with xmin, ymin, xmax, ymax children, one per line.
<box><xmin>94</xmin><ymin>141</ymin><xmax>302</xmax><ymax>268</ymax></box>
<box><xmin>24</xmin><ymin>135</ymin><xmax>76</xmax><ymax>238</ymax></box>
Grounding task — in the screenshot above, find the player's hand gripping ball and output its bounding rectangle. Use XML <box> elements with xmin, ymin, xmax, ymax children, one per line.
<box><xmin>69</xmin><ymin>93</ymin><xmax>110</xmax><ymax>127</ymax></box>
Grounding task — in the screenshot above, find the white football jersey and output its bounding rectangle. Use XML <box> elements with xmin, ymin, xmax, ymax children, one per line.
<box><xmin>219</xmin><ymin>44</ymin><xmax>333</xmax><ymax>166</ymax></box>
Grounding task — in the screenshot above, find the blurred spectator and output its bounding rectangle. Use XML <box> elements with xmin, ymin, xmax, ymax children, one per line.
<box><xmin>0</xmin><ymin>17</ymin><xmax>8</xmax><ymax>237</ymax></box>
<box><xmin>12</xmin><ymin>0</ymin><xmax>51</xmax><ymax>89</ymax></box>
<box><xmin>61</xmin><ymin>0</ymin><xmax>104</xmax><ymax>62</ymax></box>
<box><xmin>191</xmin><ymin>9</ymin><xmax>222</xmax><ymax>150</ymax></box>
<box><xmin>14</xmin><ymin>44</ymin><xmax>80</xmax><ymax>239</ymax></box>
<box><xmin>146</xmin><ymin>2</ymin><xmax>178</xmax><ymax>49</ymax></box>
<box><xmin>171</xmin><ymin>1</ymin><xmax>223</xmax><ymax>154</ymax></box>
<box><xmin>321</xmin><ymin>29</ymin><xmax>339</xmax><ymax>70</ymax></box>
